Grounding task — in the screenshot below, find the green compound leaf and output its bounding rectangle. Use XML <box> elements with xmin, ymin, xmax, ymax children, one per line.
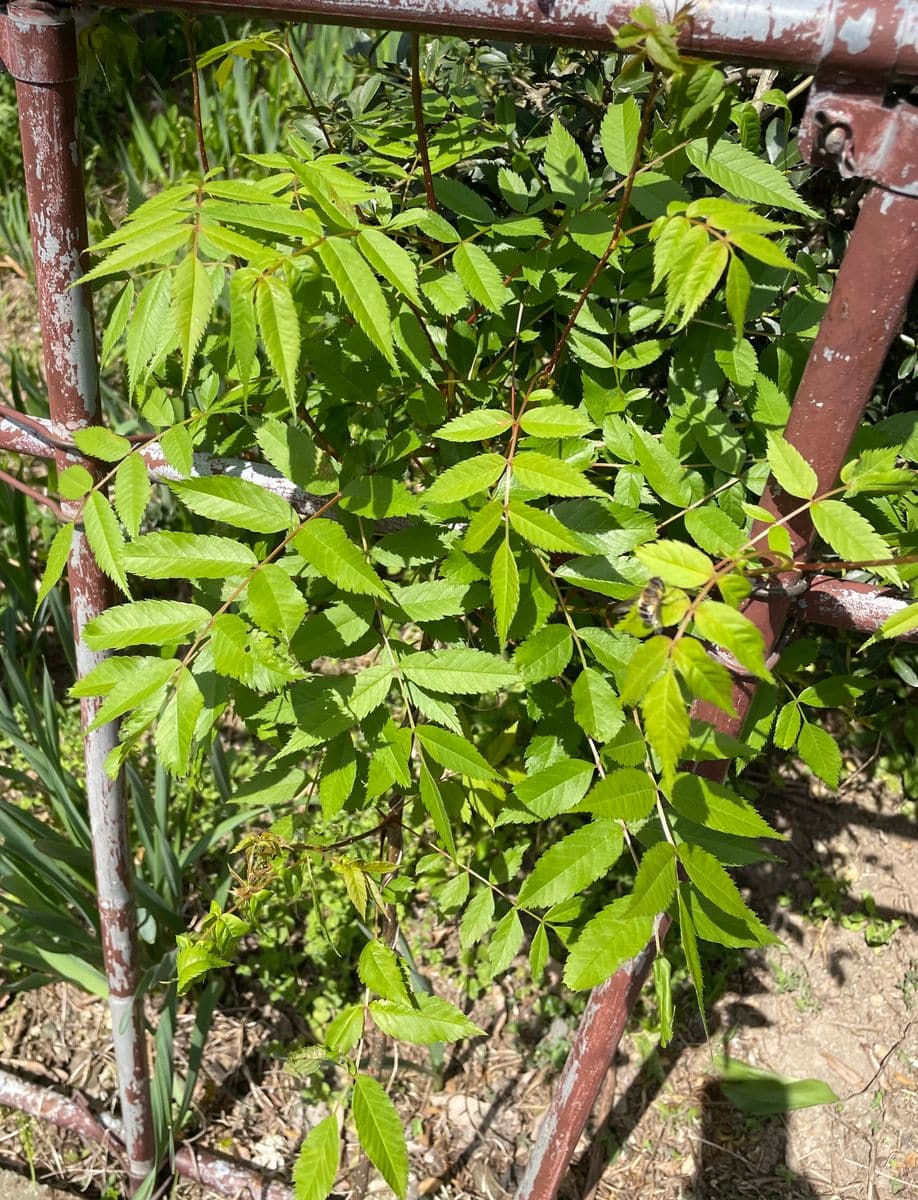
<box><xmin>83</xmin><ymin>492</ymin><xmax>130</xmax><ymax>596</ymax></box>
<box><xmin>292</xmin><ymin>1115</ymin><xmax>340</xmax><ymax>1200</ymax></box>
<box><xmin>626</xmin><ymin>841</ymin><xmax>677</xmax><ymax>917</ymax></box>
<box><xmin>453</xmin><ymin>242</ymin><xmax>510</xmax><ymax>313</ymax></box>
<box><xmin>544</xmin><ymin>116</ymin><xmax>590</xmax><ymax>207</ymax></box>
<box><xmin>35</xmin><ymin>522</ymin><xmax>74</xmax><ymax>612</ymax></box>
<box><xmin>358</xmin><ymin>940</ymin><xmax>411</xmax><ymax>1004</ymax></box>
<box><xmin>352</xmin><ymin>1074</ymin><xmax>409</xmax><ymax>1199</ymax></box>
<box><xmin>766</xmin><ymin>431</ymin><xmax>817</xmax><ymax>499</ymax></box>
<box><xmin>564</xmin><ymin>895</ymin><xmax>655</xmax><ymax>990</ymax></box>
<box><xmin>491</xmin><ymin>537</ymin><xmax>520</xmax><ymax>648</ymax></box>
<box><xmin>435</xmin><ymin>410</ymin><xmax>513</xmax><ymax>443</ymax></box>
<box><xmin>686</xmin><ymin>138</ymin><xmax>817</xmax><ymax>217</ymax></box>
<box><xmin>415</xmin><ymin>725</ymin><xmax>503</xmax><ymax>781</ymax></box>
<box><xmin>583</xmin><ymin>767</ymin><xmax>656</xmax><ymax>822</ymax></box>
<box><xmin>636</xmin><ymin>540</ymin><xmax>713</xmax><ymax>589</ymax></box>
<box><xmin>512</xmin><ymin>451</ymin><xmax>603</xmax><ymax>498</ymax></box>
<box><xmin>514</xmin><ymin>624</ymin><xmax>573</xmax><ymax>684</ymax></box>
<box><xmin>173</xmin><ymin>252</ymin><xmax>217</xmax><ymax>388</ymax></box>
<box><xmin>518</xmin><ymin>820</ymin><xmax>623</xmax><ymax>909</ymax></box>
<box><xmin>641</xmin><ymin>665</ymin><xmax>688</xmax><ymax>786</ymax></box>
<box><xmin>123</xmin><ymin>532</ymin><xmax>257</xmax><ymax>579</ymax></box>
<box><xmin>369</xmin><ymin>994</ymin><xmax>485</xmax><ymax>1044</ymax></box>
<box><xmin>114</xmin><ymin>453</ymin><xmax>152</xmax><ymax>539</ymax></box>
<box><xmin>169</xmin><ymin>477</ymin><xmax>293</xmax><ymax>533</ymax></box>
<box><xmin>295</xmin><ymin>518</ymin><xmax>390</xmax><ymax>598</ymax></box>
<box><xmin>84</xmin><ymin>599</ymin><xmax>210</xmax><ymax>650</ymax></box>
<box><xmin>318</xmin><ymin>236</ymin><xmax>394</xmax><ymax>364</ymax></box>
<box><xmin>256</xmin><ymin>273</ymin><xmax>301</xmax><ymax>411</ymax></box>
<box><xmin>422</xmin><ymin>453</ymin><xmax>506</xmax><ymax>506</ymax></box>
<box><xmin>669</xmin><ymin>773</ymin><xmax>781</xmax><ymax>839</ymax></box>
<box><xmin>797</xmin><ymin>721</ymin><xmax>842</xmax><ymax>788</ymax></box>
<box><xmin>402</xmin><ymin>647</ymin><xmax>518</xmax><ymax>694</ymax></box>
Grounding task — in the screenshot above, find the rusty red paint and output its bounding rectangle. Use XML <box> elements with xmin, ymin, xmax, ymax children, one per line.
<box><xmin>0</xmin><ymin>1066</ymin><xmax>293</xmax><ymax>1200</ymax></box>
<box><xmin>797</xmin><ymin>575</ymin><xmax>918</xmax><ymax>642</ymax></box>
<box><xmin>7</xmin><ymin>2</ymin><xmax>155</xmax><ymax>1188</ymax></box>
<box><xmin>516</xmin><ymin>918</ymin><xmax>670</xmax><ymax>1200</ymax></box>
<box><xmin>63</xmin><ymin>0</ymin><xmax>918</xmax><ymax>80</ymax></box>
<box><xmin>800</xmin><ymin>85</ymin><xmax>918</xmax><ymax>196</ymax></box>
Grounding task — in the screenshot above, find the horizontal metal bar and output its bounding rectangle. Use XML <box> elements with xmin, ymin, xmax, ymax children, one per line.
<box><xmin>71</xmin><ymin>0</ymin><xmax>918</xmax><ymax>80</ymax></box>
<box><xmin>796</xmin><ymin>574</ymin><xmax>918</xmax><ymax>641</ymax></box>
<box><xmin>0</xmin><ymin>1065</ymin><xmax>292</xmax><ymax>1200</ymax></box>
<box><xmin>0</xmin><ymin>411</ymin><xmax>326</xmax><ymax>516</ymax></box>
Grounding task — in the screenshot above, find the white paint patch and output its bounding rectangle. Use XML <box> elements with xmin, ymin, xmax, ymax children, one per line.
<box><xmin>692</xmin><ymin>0</ymin><xmax>813</xmax><ymax>45</ymax></box>
<box><xmin>838</xmin><ymin>8</ymin><xmax>876</xmax><ymax>54</ymax></box>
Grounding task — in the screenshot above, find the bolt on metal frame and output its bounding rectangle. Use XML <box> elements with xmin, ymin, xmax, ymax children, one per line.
<box><xmin>0</xmin><ymin>0</ymin><xmax>915</xmax><ymax>1196</ymax></box>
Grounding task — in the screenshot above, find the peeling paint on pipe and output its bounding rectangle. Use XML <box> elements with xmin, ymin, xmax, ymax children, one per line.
<box><xmin>516</xmin><ymin>918</ymin><xmax>670</xmax><ymax>1200</ymax></box>
<box><xmin>8</xmin><ymin>3</ymin><xmax>156</xmax><ymax>1189</ymax></box>
<box><xmin>66</xmin><ymin>0</ymin><xmax>918</xmax><ymax>80</ymax></box>
<box><xmin>0</xmin><ymin>1066</ymin><xmax>293</xmax><ymax>1200</ymax></box>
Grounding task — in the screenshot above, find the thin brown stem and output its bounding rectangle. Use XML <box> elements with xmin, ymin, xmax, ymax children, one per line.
<box><xmin>539</xmin><ymin>72</ymin><xmax>662</xmax><ymax>385</ymax></box>
<box><xmin>0</xmin><ymin>467</ymin><xmax>68</xmax><ymax>522</ymax></box>
<box><xmin>284</xmin><ymin>31</ymin><xmax>335</xmax><ymax>151</ymax></box>
<box><xmin>411</xmin><ymin>35</ymin><xmax>437</xmax><ymax>212</ymax></box>
<box><xmin>184</xmin><ymin>18</ymin><xmax>210</xmax><ymax>175</ymax></box>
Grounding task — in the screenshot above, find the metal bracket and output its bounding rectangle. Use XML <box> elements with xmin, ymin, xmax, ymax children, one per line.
<box><xmin>800</xmin><ymin>82</ymin><xmax>918</xmax><ymax>195</ymax></box>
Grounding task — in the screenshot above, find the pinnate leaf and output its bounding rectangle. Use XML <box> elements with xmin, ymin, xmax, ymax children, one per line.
<box><xmin>518</xmin><ymin>821</ymin><xmax>623</xmax><ymax>908</ymax></box>
<box><xmin>319</xmin><ymin>236</ymin><xmax>394</xmax><ymax>363</ymax></box>
<box><xmin>83</xmin><ymin>492</ymin><xmax>130</xmax><ymax>596</ymax></box>
<box><xmin>369</xmin><ymin>994</ymin><xmax>485</xmax><ymax>1044</ymax></box>
<box><xmin>293</xmin><ymin>1115</ymin><xmax>339</xmax><ymax>1200</ymax></box>
<box><xmin>84</xmin><ymin>599</ymin><xmax>210</xmax><ymax>650</ymax></box>
<box><xmin>295</xmin><ymin>519</ymin><xmax>390</xmax><ymax>598</ymax></box>
<box><xmin>352</xmin><ymin>1074</ymin><xmax>408</xmax><ymax>1199</ymax></box>
<box><xmin>169</xmin><ymin>477</ymin><xmax>293</xmax><ymax>533</ymax></box>
<box><xmin>686</xmin><ymin>139</ymin><xmax>817</xmax><ymax>217</ymax></box>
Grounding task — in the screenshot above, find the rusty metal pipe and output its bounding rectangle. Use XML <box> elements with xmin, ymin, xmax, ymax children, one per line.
<box><xmin>8</xmin><ymin>3</ymin><xmax>156</xmax><ymax>1188</ymax></box>
<box><xmin>694</xmin><ymin>184</ymin><xmax>918</xmax><ymax>738</ymax></box>
<box><xmin>66</xmin><ymin>0</ymin><xmax>918</xmax><ymax>80</ymax></box>
<box><xmin>796</xmin><ymin>575</ymin><xmax>918</xmax><ymax>642</ymax></box>
<box><xmin>515</xmin><ymin>922</ymin><xmax>669</xmax><ymax>1200</ymax></box>
<box><xmin>0</xmin><ymin>1066</ymin><xmax>293</xmax><ymax>1200</ymax></box>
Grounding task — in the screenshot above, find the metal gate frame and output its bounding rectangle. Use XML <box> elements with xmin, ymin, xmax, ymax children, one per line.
<box><xmin>0</xmin><ymin>2</ymin><xmax>915</xmax><ymax>1197</ymax></box>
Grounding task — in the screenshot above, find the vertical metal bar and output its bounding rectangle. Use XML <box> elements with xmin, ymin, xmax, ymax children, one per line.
<box><xmin>9</xmin><ymin>4</ymin><xmax>156</xmax><ymax>1189</ymax></box>
<box><xmin>516</xmin><ymin>920</ymin><xmax>670</xmax><ymax>1200</ymax></box>
<box><xmin>693</xmin><ymin>185</ymin><xmax>918</xmax><ymax>739</ymax></box>
<box><xmin>516</xmin><ymin>183</ymin><xmax>918</xmax><ymax>1200</ymax></box>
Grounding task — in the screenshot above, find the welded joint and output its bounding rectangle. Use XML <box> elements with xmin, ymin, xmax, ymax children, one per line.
<box><xmin>0</xmin><ymin>5</ymin><xmax>79</xmax><ymax>84</ymax></box>
<box><xmin>800</xmin><ymin>82</ymin><xmax>918</xmax><ymax>195</ymax></box>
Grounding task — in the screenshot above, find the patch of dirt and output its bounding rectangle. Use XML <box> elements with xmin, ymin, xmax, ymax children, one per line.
<box><xmin>0</xmin><ymin>763</ymin><xmax>914</xmax><ymax>1200</ymax></box>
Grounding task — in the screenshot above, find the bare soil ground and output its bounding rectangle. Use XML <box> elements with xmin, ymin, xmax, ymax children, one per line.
<box><xmin>0</xmin><ymin>757</ymin><xmax>914</xmax><ymax>1200</ymax></box>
